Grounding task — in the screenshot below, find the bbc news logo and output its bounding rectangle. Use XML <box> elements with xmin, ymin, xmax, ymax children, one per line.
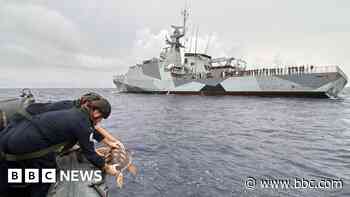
<box><xmin>8</xmin><ymin>169</ymin><xmax>102</xmax><ymax>183</ymax></box>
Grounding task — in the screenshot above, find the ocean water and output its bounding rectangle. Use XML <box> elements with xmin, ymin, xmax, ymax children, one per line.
<box><xmin>1</xmin><ymin>88</ymin><xmax>349</xmax><ymax>197</ymax></box>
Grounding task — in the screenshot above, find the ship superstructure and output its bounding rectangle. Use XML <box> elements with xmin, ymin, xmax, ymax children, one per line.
<box><xmin>113</xmin><ymin>9</ymin><xmax>348</xmax><ymax>98</ymax></box>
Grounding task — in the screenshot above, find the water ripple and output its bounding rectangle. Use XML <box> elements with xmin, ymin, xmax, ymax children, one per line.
<box><xmin>1</xmin><ymin>88</ymin><xmax>349</xmax><ymax>196</ymax></box>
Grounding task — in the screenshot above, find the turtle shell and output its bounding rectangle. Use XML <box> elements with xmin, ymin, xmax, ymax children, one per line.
<box><xmin>96</xmin><ymin>146</ymin><xmax>131</xmax><ymax>172</ymax></box>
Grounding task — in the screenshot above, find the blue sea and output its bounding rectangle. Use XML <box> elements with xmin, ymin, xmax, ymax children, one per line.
<box><xmin>1</xmin><ymin>88</ymin><xmax>349</xmax><ymax>197</ymax></box>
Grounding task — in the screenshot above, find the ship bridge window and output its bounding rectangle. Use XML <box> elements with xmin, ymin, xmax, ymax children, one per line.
<box><xmin>191</xmin><ymin>62</ymin><xmax>195</xmax><ymax>66</ymax></box>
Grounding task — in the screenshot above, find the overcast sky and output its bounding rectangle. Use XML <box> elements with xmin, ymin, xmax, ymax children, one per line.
<box><xmin>0</xmin><ymin>0</ymin><xmax>349</xmax><ymax>88</ymax></box>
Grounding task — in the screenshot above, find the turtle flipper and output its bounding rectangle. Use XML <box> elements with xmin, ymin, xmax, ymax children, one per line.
<box><xmin>116</xmin><ymin>173</ymin><xmax>124</xmax><ymax>188</ymax></box>
<box><xmin>127</xmin><ymin>164</ymin><xmax>138</xmax><ymax>176</ymax></box>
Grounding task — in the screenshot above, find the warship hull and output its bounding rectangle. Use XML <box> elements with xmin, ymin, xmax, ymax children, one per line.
<box><xmin>113</xmin><ymin>67</ymin><xmax>348</xmax><ymax>98</ymax></box>
<box><xmin>113</xmin><ymin>9</ymin><xmax>348</xmax><ymax>98</ymax></box>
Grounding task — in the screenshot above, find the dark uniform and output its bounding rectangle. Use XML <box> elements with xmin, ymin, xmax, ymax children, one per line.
<box><xmin>26</xmin><ymin>100</ymin><xmax>79</xmax><ymax>115</ymax></box>
<box><xmin>6</xmin><ymin>100</ymin><xmax>104</xmax><ymax>141</ymax></box>
<box><xmin>0</xmin><ymin>105</ymin><xmax>105</xmax><ymax>197</ymax></box>
<box><xmin>25</xmin><ymin>100</ymin><xmax>104</xmax><ymax>142</ymax></box>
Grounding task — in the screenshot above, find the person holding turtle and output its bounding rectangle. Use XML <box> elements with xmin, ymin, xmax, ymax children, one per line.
<box><xmin>0</xmin><ymin>93</ymin><xmax>119</xmax><ymax>197</ymax></box>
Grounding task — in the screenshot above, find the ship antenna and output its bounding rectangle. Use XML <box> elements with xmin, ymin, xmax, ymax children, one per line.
<box><xmin>189</xmin><ymin>25</ymin><xmax>195</xmax><ymax>53</ymax></box>
<box><xmin>187</xmin><ymin>31</ymin><xmax>192</xmax><ymax>53</ymax></box>
<box><xmin>204</xmin><ymin>33</ymin><xmax>212</xmax><ymax>54</ymax></box>
<box><xmin>194</xmin><ymin>26</ymin><xmax>199</xmax><ymax>54</ymax></box>
<box><xmin>182</xmin><ymin>6</ymin><xmax>189</xmax><ymax>52</ymax></box>
<box><xmin>182</xmin><ymin>7</ymin><xmax>189</xmax><ymax>36</ymax></box>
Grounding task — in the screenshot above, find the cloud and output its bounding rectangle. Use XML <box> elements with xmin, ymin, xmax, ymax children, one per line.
<box><xmin>74</xmin><ymin>53</ymin><xmax>128</xmax><ymax>73</ymax></box>
<box><xmin>131</xmin><ymin>28</ymin><xmax>244</xmax><ymax>61</ymax></box>
<box><xmin>131</xmin><ymin>28</ymin><xmax>168</xmax><ymax>61</ymax></box>
<box><xmin>0</xmin><ymin>0</ymin><xmax>127</xmax><ymax>87</ymax></box>
<box><xmin>0</xmin><ymin>0</ymin><xmax>349</xmax><ymax>88</ymax></box>
<box><xmin>0</xmin><ymin>2</ymin><xmax>81</xmax><ymax>70</ymax></box>
<box><xmin>0</xmin><ymin>2</ymin><xmax>82</xmax><ymax>52</ymax></box>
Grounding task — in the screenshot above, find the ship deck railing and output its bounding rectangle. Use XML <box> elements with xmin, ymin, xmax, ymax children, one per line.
<box><xmin>113</xmin><ymin>75</ymin><xmax>126</xmax><ymax>80</ymax></box>
<box><xmin>182</xmin><ymin>65</ymin><xmax>342</xmax><ymax>80</ymax></box>
<box><xmin>225</xmin><ymin>65</ymin><xmax>340</xmax><ymax>78</ymax></box>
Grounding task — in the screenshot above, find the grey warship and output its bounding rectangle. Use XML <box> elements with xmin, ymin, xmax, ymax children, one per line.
<box><xmin>113</xmin><ymin>9</ymin><xmax>348</xmax><ymax>98</ymax></box>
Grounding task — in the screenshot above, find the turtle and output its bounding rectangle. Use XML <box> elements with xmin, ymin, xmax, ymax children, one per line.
<box><xmin>96</xmin><ymin>142</ymin><xmax>137</xmax><ymax>188</ymax></box>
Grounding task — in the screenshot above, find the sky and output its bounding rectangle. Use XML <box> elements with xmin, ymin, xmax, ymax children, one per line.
<box><xmin>0</xmin><ymin>0</ymin><xmax>349</xmax><ymax>88</ymax></box>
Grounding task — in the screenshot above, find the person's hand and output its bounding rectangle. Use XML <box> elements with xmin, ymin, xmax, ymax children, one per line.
<box><xmin>96</xmin><ymin>149</ymin><xmax>104</xmax><ymax>157</ymax></box>
<box><xmin>103</xmin><ymin>164</ymin><xmax>119</xmax><ymax>176</ymax></box>
<box><xmin>108</xmin><ymin>140</ymin><xmax>125</xmax><ymax>150</ymax></box>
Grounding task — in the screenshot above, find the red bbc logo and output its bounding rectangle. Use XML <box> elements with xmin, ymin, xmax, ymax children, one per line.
<box><xmin>8</xmin><ymin>168</ymin><xmax>56</xmax><ymax>183</ymax></box>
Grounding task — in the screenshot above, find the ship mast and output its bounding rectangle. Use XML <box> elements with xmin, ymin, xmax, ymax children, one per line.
<box><xmin>182</xmin><ymin>8</ymin><xmax>189</xmax><ymax>36</ymax></box>
<box><xmin>166</xmin><ymin>8</ymin><xmax>188</xmax><ymax>50</ymax></box>
<box><xmin>160</xmin><ymin>8</ymin><xmax>190</xmax><ymax>80</ymax></box>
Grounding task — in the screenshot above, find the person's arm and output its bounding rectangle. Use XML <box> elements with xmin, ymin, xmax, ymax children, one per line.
<box><xmin>101</xmin><ymin>138</ymin><xmax>124</xmax><ymax>149</ymax></box>
<box><xmin>73</xmin><ymin>123</ymin><xmax>105</xmax><ymax>169</ymax></box>
<box><xmin>94</xmin><ymin>126</ymin><xmax>125</xmax><ymax>149</ymax></box>
<box><xmin>94</xmin><ymin>125</ymin><xmax>120</xmax><ymax>142</ymax></box>
<box><xmin>26</xmin><ymin>100</ymin><xmax>75</xmax><ymax>115</ymax></box>
<box><xmin>73</xmin><ymin>122</ymin><xmax>119</xmax><ymax>176</ymax></box>
<box><xmin>91</xmin><ymin>125</ymin><xmax>124</xmax><ymax>151</ymax></box>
